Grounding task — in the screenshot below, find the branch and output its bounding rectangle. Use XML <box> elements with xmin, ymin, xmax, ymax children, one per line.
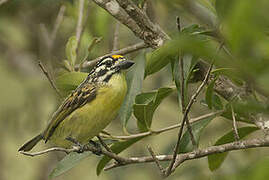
<box><xmin>40</xmin><ymin>5</ymin><xmax>66</xmax><ymax>51</ymax></box>
<box><xmin>80</xmin><ymin>41</ymin><xmax>148</xmax><ymax>69</ymax></box>
<box><xmin>97</xmin><ymin>135</ymin><xmax>123</xmax><ymax>164</ymax></box>
<box><xmin>147</xmin><ymin>146</ymin><xmax>165</xmax><ymax>177</ymax></box>
<box><xmin>38</xmin><ymin>61</ymin><xmax>62</xmax><ymax>98</ymax></box>
<box><xmin>91</xmin><ymin>0</ymin><xmax>169</xmax><ymax>48</ymax></box>
<box><xmin>104</xmin><ymin>138</ymin><xmax>269</xmax><ymax>170</ymax></box>
<box><xmin>112</xmin><ymin>21</ymin><xmax>120</xmax><ymax>52</ymax></box>
<box><xmin>19</xmin><ymin>142</ymin><xmax>130</xmax><ymax>165</ymax></box>
<box><xmin>100</xmin><ymin>110</ymin><xmax>224</xmax><ymax>140</ymax></box>
<box><xmin>177</xmin><ymin>16</ymin><xmax>196</xmax><ymax>148</ymax></box>
<box><xmin>51</xmin><ymin>5</ymin><xmax>66</xmax><ymax>45</ymax></box>
<box><xmin>76</xmin><ymin>0</ymin><xmax>85</xmax><ymax>57</ymax></box>
<box><xmin>231</xmin><ymin>105</ymin><xmax>240</xmax><ymax>141</ymax></box>
<box><xmin>166</xmin><ymin>60</ymin><xmax>213</xmax><ymax>176</ymax></box>
<box><xmin>76</xmin><ymin>0</ymin><xmax>85</xmax><ymax>42</ymax></box>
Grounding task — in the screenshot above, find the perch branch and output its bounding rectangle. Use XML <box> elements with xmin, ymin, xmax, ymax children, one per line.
<box><xmin>20</xmin><ymin>142</ymin><xmax>130</xmax><ymax>165</ymax></box>
<box><xmin>104</xmin><ymin>138</ymin><xmax>269</xmax><ymax>170</ymax></box>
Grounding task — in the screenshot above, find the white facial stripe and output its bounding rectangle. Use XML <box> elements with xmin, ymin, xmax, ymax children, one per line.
<box><xmin>95</xmin><ymin>64</ymin><xmax>106</xmax><ymax>73</ymax></box>
<box><xmin>98</xmin><ymin>69</ymin><xmax>114</xmax><ymax>82</ymax></box>
<box><xmin>102</xmin><ymin>57</ymin><xmax>113</xmax><ymax>63</ymax></box>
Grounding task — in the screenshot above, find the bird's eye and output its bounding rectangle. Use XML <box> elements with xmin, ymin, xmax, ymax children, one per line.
<box><xmin>106</xmin><ymin>61</ymin><xmax>113</xmax><ymax>67</ymax></box>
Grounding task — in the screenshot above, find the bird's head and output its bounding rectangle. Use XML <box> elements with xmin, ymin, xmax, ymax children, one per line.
<box><xmin>88</xmin><ymin>55</ymin><xmax>134</xmax><ymax>83</ymax></box>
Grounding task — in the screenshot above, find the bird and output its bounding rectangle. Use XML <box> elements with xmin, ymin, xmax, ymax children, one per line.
<box><xmin>18</xmin><ymin>55</ymin><xmax>134</xmax><ymax>152</ymax></box>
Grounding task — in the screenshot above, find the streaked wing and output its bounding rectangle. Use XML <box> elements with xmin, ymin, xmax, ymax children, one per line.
<box><xmin>43</xmin><ymin>83</ymin><xmax>97</xmax><ymax>142</ymax></box>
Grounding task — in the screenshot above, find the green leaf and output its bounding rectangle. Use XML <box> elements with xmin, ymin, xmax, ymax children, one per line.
<box><xmin>181</xmin><ymin>24</ymin><xmax>204</xmax><ymax>34</ymax></box>
<box><xmin>49</xmin><ymin>152</ymin><xmax>91</xmax><ymax>179</ymax></box>
<box><xmin>211</xmin><ymin>94</ymin><xmax>223</xmax><ymax>110</ymax></box>
<box><xmin>171</xmin><ymin>54</ymin><xmax>199</xmax><ymax>110</ymax></box>
<box><xmin>178</xmin><ymin>116</ymin><xmax>214</xmax><ymax>153</ymax></box>
<box><xmin>119</xmin><ymin>54</ymin><xmax>145</xmax><ymax>130</ymax></box>
<box><xmin>133</xmin><ymin>87</ymin><xmax>174</xmax><ymax>132</ymax></box>
<box><xmin>145</xmin><ymin>46</ymin><xmax>174</xmax><ymax>77</ymax></box>
<box><xmin>96</xmin><ymin>137</ymin><xmax>144</xmax><ymax>175</ymax></box>
<box><xmin>145</xmin><ymin>32</ymin><xmax>217</xmax><ymax>77</ymax></box>
<box><xmin>171</xmin><ymin>57</ymin><xmax>182</xmax><ymax>108</ymax></box>
<box><xmin>205</xmin><ymin>78</ymin><xmax>216</xmax><ymax>109</ymax></box>
<box><xmin>55</xmin><ymin>72</ymin><xmax>88</xmax><ymax>97</ymax></box>
<box><xmin>208</xmin><ymin>126</ymin><xmax>259</xmax><ymax>171</ymax></box>
<box><xmin>65</xmin><ymin>36</ymin><xmax>78</xmax><ymax>70</ymax></box>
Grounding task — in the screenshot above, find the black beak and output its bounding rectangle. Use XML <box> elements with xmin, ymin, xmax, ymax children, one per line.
<box><xmin>117</xmin><ymin>60</ymin><xmax>135</xmax><ymax>70</ymax></box>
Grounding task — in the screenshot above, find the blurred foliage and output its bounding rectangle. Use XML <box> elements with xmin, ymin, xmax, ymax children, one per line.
<box><xmin>1</xmin><ymin>0</ymin><xmax>269</xmax><ymax>180</ymax></box>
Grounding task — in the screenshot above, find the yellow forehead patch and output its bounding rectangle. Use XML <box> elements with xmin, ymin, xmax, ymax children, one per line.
<box><xmin>111</xmin><ymin>55</ymin><xmax>124</xmax><ymax>59</ymax></box>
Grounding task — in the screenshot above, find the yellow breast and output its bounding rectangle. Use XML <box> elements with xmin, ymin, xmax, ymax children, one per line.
<box><xmin>50</xmin><ymin>73</ymin><xmax>127</xmax><ymax>147</ymax></box>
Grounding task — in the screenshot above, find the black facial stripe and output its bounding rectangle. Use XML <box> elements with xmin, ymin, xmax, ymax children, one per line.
<box><xmin>97</xmin><ymin>68</ymin><xmax>108</xmax><ymax>76</ymax></box>
<box><xmin>97</xmin><ymin>57</ymin><xmax>114</xmax><ymax>67</ymax></box>
<box><xmin>103</xmin><ymin>73</ymin><xmax>113</xmax><ymax>82</ymax></box>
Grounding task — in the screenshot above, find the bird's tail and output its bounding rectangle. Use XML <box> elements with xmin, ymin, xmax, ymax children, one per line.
<box><xmin>18</xmin><ymin>134</ymin><xmax>43</xmax><ymax>152</ymax></box>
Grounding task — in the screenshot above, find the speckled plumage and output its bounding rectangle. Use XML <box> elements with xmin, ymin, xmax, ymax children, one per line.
<box><xmin>49</xmin><ymin>73</ymin><xmax>127</xmax><ymax>148</ymax></box>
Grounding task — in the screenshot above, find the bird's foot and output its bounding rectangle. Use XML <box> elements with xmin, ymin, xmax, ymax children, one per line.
<box><xmin>89</xmin><ymin>140</ymin><xmax>102</xmax><ymax>156</ymax></box>
<box><xmin>65</xmin><ymin>137</ymin><xmax>102</xmax><ymax>155</ymax></box>
<box><xmin>65</xmin><ymin>136</ymin><xmax>84</xmax><ymax>153</ymax></box>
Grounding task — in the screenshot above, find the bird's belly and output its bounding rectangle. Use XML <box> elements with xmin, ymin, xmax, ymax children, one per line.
<box><xmin>50</xmin><ymin>74</ymin><xmax>127</xmax><ymax>148</ymax></box>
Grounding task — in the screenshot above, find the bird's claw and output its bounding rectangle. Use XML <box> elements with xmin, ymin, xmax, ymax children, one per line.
<box><xmin>89</xmin><ymin>140</ymin><xmax>102</xmax><ymax>156</ymax></box>
<box><xmin>65</xmin><ymin>136</ymin><xmax>84</xmax><ymax>153</ymax></box>
<box><xmin>65</xmin><ymin>137</ymin><xmax>102</xmax><ymax>155</ymax></box>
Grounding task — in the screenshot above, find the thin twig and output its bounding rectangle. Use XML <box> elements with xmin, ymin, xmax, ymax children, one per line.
<box><xmin>104</xmin><ymin>138</ymin><xmax>269</xmax><ymax>170</ymax></box>
<box><xmin>40</xmin><ymin>6</ymin><xmax>66</xmax><ymax>51</ymax></box>
<box><xmin>80</xmin><ymin>42</ymin><xmax>148</xmax><ymax>69</ymax></box>
<box><xmin>112</xmin><ymin>21</ymin><xmax>120</xmax><ymax>52</ymax></box>
<box><xmin>166</xmin><ymin>59</ymin><xmax>214</xmax><ymax>177</ymax></box>
<box><xmin>97</xmin><ymin>135</ymin><xmax>113</xmax><ymax>152</ymax></box>
<box><xmin>97</xmin><ymin>135</ymin><xmax>123</xmax><ymax>164</ymax></box>
<box><xmin>231</xmin><ymin>106</ymin><xmax>240</xmax><ymax>141</ymax></box>
<box><xmin>38</xmin><ymin>61</ymin><xmax>62</xmax><ymax>98</ymax></box>
<box><xmin>177</xmin><ymin>17</ymin><xmax>196</xmax><ymax>148</ymax></box>
<box><xmin>100</xmin><ymin>110</ymin><xmax>224</xmax><ymax>140</ymax></box>
<box><xmin>166</xmin><ymin>43</ymin><xmax>224</xmax><ymax>176</ymax></box>
<box><xmin>40</xmin><ymin>24</ymin><xmax>51</xmax><ymax>50</ymax></box>
<box><xmin>147</xmin><ymin>146</ymin><xmax>165</xmax><ymax>177</ymax></box>
<box><xmin>51</xmin><ymin>5</ymin><xmax>66</xmax><ymax>45</ymax></box>
<box><xmin>76</xmin><ymin>0</ymin><xmax>85</xmax><ymax>56</ymax></box>
<box><xmin>179</xmin><ymin>55</ymin><xmax>196</xmax><ymax>148</ymax></box>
